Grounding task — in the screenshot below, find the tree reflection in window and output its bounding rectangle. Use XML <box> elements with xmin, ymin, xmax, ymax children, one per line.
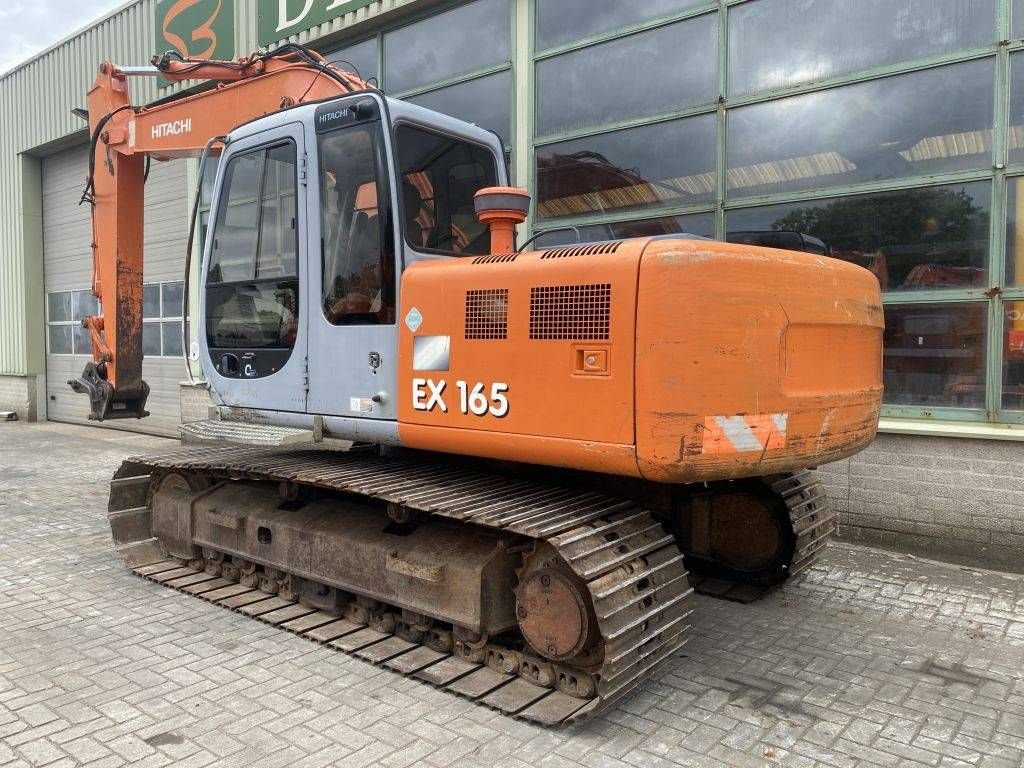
<box><xmin>727</xmin><ymin>184</ymin><xmax>990</xmax><ymax>292</ymax></box>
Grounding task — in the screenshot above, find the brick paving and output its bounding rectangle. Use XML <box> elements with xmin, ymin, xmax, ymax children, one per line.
<box><xmin>0</xmin><ymin>421</ymin><xmax>1022</xmax><ymax>768</ymax></box>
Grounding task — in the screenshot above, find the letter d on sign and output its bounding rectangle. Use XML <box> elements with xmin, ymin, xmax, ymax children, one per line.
<box><xmin>278</xmin><ymin>0</ymin><xmax>315</xmax><ymax>32</ymax></box>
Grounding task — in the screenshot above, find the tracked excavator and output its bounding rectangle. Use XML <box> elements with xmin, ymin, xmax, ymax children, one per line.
<box><xmin>71</xmin><ymin>46</ymin><xmax>884</xmax><ymax>725</ymax></box>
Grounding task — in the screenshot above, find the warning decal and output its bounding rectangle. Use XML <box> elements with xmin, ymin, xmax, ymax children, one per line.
<box><xmin>702</xmin><ymin>413</ymin><xmax>789</xmax><ymax>455</ymax></box>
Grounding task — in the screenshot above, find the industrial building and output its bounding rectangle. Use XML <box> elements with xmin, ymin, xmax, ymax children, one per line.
<box><xmin>0</xmin><ymin>0</ymin><xmax>1021</xmax><ymax>568</ymax></box>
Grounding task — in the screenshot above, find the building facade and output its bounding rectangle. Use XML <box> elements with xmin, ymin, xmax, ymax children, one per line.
<box><xmin>0</xmin><ymin>0</ymin><xmax>1022</xmax><ymax>568</ymax></box>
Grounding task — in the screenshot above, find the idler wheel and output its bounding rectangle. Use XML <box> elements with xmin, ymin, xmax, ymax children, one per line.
<box><xmin>516</xmin><ymin>568</ymin><xmax>594</xmax><ymax>661</ymax></box>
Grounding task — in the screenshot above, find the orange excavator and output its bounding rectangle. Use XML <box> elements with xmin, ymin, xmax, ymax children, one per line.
<box><xmin>75</xmin><ymin>46</ymin><xmax>883</xmax><ymax>725</ymax></box>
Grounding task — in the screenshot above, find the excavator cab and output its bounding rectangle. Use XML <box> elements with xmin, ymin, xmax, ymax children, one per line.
<box><xmin>199</xmin><ymin>92</ymin><xmax>506</xmax><ymax>426</ymax></box>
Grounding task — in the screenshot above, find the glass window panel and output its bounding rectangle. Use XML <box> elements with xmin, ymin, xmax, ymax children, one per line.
<box><xmin>320</xmin><ymin>123</ymin><xmax>395</xmax><ymax>326</ymax></box>
<box><xmin>883</xmin><ymin>303</ymin><xmax>987</xmax><ymax>408</ymax></box>
<box><xmin>1015</xmin><ymin>0</ymin><xmax>1024</xmax><ymax>38</ymax></box>
<box><xmin>395</xmin><ymin>124</ymin><xmax>499</xmax><ymax>255</ymax></box>
<box><xmin>536</xmin><ymin>114</ymin><xmax>716</xmax><ymax>220</ymax></box>
<box><xmin>726</xmin><ymin>183</ymin><xmax>991</xmax><ymax>291</ymax></box>
<box><xmin>48</xmin><ymin>325</ymin><xmax>72</xmax><ymax>355</ymax></box>
<box><xmin>72</xmin><ymin>323</ymin><xmax>91</xmax><ymax>356</ymax></box>
<box><xmin>1008</xmin><ymin>53</ymin><xmax>1024</xmax><ymax>164</ymax></box>
<box><xmin>72</xmin><ymin>290</ymin><xmax>98</xmax><ymax>321</ymax></box>
<box><xmin>200</xmin><ymin>154</ymin><xmax>221</xmax><ymax>208</ymax></box>
<box><xmin>162</xmin><ymin>322</ymin><xmax>183</xmax><ymax>358</ymax></box>
<box><xmin>408</xmin><ymin>71</ymin><xmax>513</xmax><ymax>146</ymax></box>
<box><xmin>206</xmin><ymin>280</ymin><xmax>299</xmax><ymax>349</ymax></box>
<box><xmin>533</xmin><ymin>212</ymin><xmax>715</xmax><ymax>247</ymax></box>
<box><xmin>47</xmin><ymin>292</ymin><xmax>72</xmax><ymax>323</ymax></box>
<box><xmin>729</xmin><ymin>0</ymin><xmax>996</xmax><ymax>97</ymax></box>
<box><xmin>142</xmin><ymin>322</ymin><xmax>162</xmax><ymax>356</ymax></box>
<box><xmin>384</xmin><ymin>0</ymin><xmax>510</xmax><ymax>94</ymax></box>
<box><xmin>329</xmin><ymin>37</ymin><xmax>378</xmax><ymax>83</ymax></box>
<box><xmin>536</xmin><ymin>17</ymin><xmax>717</xmax><ymax>137</ymax></box>
<box><xmin>536</xmin><ymin>0</ymin><xmax>707</xmax><ymax>51</ymax></box>
<box><xmin>208</xmin><ymin>150</ymin><xmax>264</xmax><ymax>283</ymax></box>
<box><xmin>162</xmin><ymin>282</ymin><xmax>184</xmax><ymax>318</ymax></box>
<box><xmin>143</xmin><ymin>284</ymin><xmax>161</xmax><ymax>319</ymax></box>
<box><xmin>726</xmin><ymin>60</ymin><xmax>995</xmax><ymax>198</ymax></box>
<box><xmin>1005</xmin><ymin>176</ymin><xmax>1024</xmax><ymax>287</ymax></box>
<box><xmin>1005</xmin><ymin>303</ymin><xmax>1024</xmax><ymax>410</ymax></box>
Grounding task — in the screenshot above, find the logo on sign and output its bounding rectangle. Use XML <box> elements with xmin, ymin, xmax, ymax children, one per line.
<box><xmin>155</xmin><ymin>0</ymin><xmax>234</xmax><ymax>85</ymax></box>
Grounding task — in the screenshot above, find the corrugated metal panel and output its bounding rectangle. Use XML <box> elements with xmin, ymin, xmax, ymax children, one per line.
<box><xmin>42</xmin><ymin>143</ymin><xmax>187</xmax><ymax>435</ymax></box>
<box><xmin>0</xmin><ymin>0</ymin><xmax>422</xmax><ymax>376</ymax></box>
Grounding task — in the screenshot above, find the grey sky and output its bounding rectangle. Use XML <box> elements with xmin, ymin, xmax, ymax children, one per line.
<box><xmin>0</xmin><ymin>0</ymin><xmax>124</xmax><ymax>74</ymax></box>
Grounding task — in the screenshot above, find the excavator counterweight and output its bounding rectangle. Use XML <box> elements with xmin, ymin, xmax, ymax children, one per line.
<box><xmin>75</xmin><ymin>46</ymin><xmax>883</xmax><ymax>724</ymax></box>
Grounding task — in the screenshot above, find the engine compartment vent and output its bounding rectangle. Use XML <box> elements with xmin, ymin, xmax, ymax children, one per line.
<box><xmin>529</xmin><ymin>284</ymin><xmax>611</xmax><ymax>340</ymax></box>
<box><xmin>540</xmin><ymin>241</ymin><xmax>622</xmax><ymax>260</ymax></box>
<box><xmin>465</xmin><ymin>288</ymin><xmax>509</xmax><ymax>339</ymax></box>
<box><xmin>472</xmin><ymin>253</ymin><xmax>518</xmax><ymax>264</ymax></box>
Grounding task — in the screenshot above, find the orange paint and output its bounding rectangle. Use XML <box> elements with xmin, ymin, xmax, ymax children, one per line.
<box><xmin>397</xmin><ymin>237</ymin><xmax>883</xmax><ymax>483</ymax></box>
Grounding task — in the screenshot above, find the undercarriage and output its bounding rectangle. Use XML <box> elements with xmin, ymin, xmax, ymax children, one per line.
<box><xmin>107</xmin><ymin>445</ymin><xmax>836</xmax><ymax>725</ymax></box>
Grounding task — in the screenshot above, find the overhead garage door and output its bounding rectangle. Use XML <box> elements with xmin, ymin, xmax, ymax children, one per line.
<box><xmin>42</xmin><ymin>144</ymin><xmax>190</xmax><ymax>437</ymax></box>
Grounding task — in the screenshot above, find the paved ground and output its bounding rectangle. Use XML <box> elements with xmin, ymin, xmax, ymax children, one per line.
<box><xmin>1</xmin><ymin>421</ymin><xmax>1022</xmax><ymax>768</ymax></box>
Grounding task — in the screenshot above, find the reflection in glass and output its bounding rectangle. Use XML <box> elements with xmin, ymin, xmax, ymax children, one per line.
<box><xmin>883</xmin><ymin>303</ymin><xmax>987</xmax><ymax>408</ymax></box>
<box><xmin>384</xmin><ymin>0</ymin><xmax>510</xmax><ymax>94</ymax></box>
<box><xmin>395</xmin><ymin>125</ymin><xmax>498</xmax><ymax>255</ymax></box>
<box><xmin>143</xmin><ymin>284</ymin><xmax>161</xmax><ymax>319</ymax></box>
<box><xmin>727</xmin><ymin>60</ymin><xmax>994</xmax><ymax>198</ymax></box>
<box><xmin>726</xmin><ymin>183</ymin><xmax>990</xmax><ymax>291</ymax></box>
<box><xmin>207</xmin><ymin>141</ymin><xmax>299</xmax><ymax>352</ymax></box>
<box><xmin>536</xmin><ymin>0</ymin><xmax>706</xmax><ymax>50</ymax></box>
<box><xmin>47</xmin><ymin>292</ymin><xmax>71</xmax><ymax>323</ymax></box>
<box><xmin>206</xmin><ymin>281</ymin><xmax>299</xmax><ymax>349</ymax></box>
<box><xmin>73</xmin><ymin>290</ymin><xmax>98</xmax><ymax>321</ymax></box>
<box><xmin>408</xmin><ymin>71</ymin><xmax>513</xmax><ymax>146</ymax></box>
<box><xmin>536</xmin><ymin>114</ymin><xmax>716</xmax><ymax>220</ymax></box>
<box><xmin>320</xmin><ymin>122</ymin><xmax>394</xmax><ymax>326</ymax></box>
<box><xmin>162</xmin><ymin>282</ymin><xmax>184</xmax><ymax>318</ymax></box>
<box><xmin>142</xmin><ymin>322</ymin><xmax>162</xmax><ymax>357</ymax></box>
<box><xmin>48</xmin><ymin>325</ymin><xmax>72</xmax><ymax>355</ymax></box>
<box><xmin>1005</xmin><ymin>177</ymin><xmax>1024</xmax><ymax>287</ymax></box>
<box><xmin>1008</xmin><ymin>53</ymin><xmax>1024</xmax><ymax>164</ymax></box>
<box><xmin>536</xmin><ymin>16</ymin><xmax>717</xmax><ymax>137</ymax></box>
<box><xmin>533</xmin><ymin>212</ymin><xmax>715</xmax><ymax>247</ymax></box>
<box><xmin>73</xmin><ymin>323</ymin><xmax>91</xmax><ymax>356</ymax></box>
<box><xmin>162</xmin><ymin>322</ymin><xmax>183</xmax><ymax>358</ymax></box>
<box><xmin>329</xmin><ymin>37</ymin><xmax>378</xmax><ymax>83</ymax></box>
<box><xmin>1015</xmin><ymin>0</ymin><xmax>1024</xmax><ymax>38</ymax></box>
<box><xmin>729</xmin><ymin>0</ymin><xmax>995</xmax><ymax>96</ymax></box>
<box><xmin>1005</xmin><ymin>305</ymin><xmax>1024</xmax><ymax>410</ymax></box>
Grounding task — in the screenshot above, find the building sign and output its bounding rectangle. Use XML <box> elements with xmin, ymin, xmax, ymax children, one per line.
<box><xmin>155</xmin><ymin>0</ymin><xmax>235</xmax><ymax>62</ymax></box>
<box><xmin>258</xmin><ymin>0</ymin><xmax>377</xmax><ymax>44</ymax></box>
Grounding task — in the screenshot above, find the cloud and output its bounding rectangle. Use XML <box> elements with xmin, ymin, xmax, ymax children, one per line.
<box><xmin>0</xmin><ymin>0</ymin><xmax>124</xmax><ymax>74</ymax></box>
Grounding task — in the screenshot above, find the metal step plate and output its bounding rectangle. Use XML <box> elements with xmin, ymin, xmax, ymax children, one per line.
<box><xmin>179</xmin><ymin>419</ymin><xmax>316</xmax><ymax>447</ymax></box>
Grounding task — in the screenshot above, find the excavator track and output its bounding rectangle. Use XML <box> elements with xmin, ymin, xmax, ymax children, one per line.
<box><xmin>107</xmin><ymin>445</ymin><xmax>694</xmax><ymax>726</ymax></box>
<box><xmin>687</xmin><ymin>470</ymin><xmax>837</xmax><ymax>603</ymax></box>
<box><xmin>105</xmin><ymin>447</ymin><xmax>833</xmax><ymax>724</ymax></box>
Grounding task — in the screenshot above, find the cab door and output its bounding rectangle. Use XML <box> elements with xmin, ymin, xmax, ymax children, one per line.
<box><xmin>306</xmin><ymin>100</ymin><xmax>399</xmax><ymax>419</ymax></box>
<box><xmin>201</xmin><ymin>124</ymin><xmax>308</xmax><ymax>412</ymax></box>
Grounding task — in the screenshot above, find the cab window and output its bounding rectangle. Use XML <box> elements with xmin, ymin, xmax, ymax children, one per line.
<box><xmin>394</xmin><ymin>125</ymin><xmax>498</xmax><ymax>256</ymax></box>
<box><xmin>205</xmin><ymin>141</ymin><xmax>299</xmax><ymax>350</ymax></box>
<box><xmin>320</xmin><ymin>123</ymin><xmax>395</xmax><ymax>325</ymax></box>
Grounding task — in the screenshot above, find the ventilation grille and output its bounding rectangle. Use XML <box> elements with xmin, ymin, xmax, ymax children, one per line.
<box><xmin>540</xmin><ymin>241</ymin><xmax>622</xmax><ymax>260</ymax></box>
<box><xmin>529</xmin><ymin>284</ymin><xmax>611</xmax><ymax>340</ymax></box>
<box><xmin>472</xmin><ymin>253</ymin><xmax>518</xmax><ymax>264</ymax></box>
<box><xmin>465</xmin><ymin>289</ymin><xmax>509</xmax><ymax>340</ymax></box>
